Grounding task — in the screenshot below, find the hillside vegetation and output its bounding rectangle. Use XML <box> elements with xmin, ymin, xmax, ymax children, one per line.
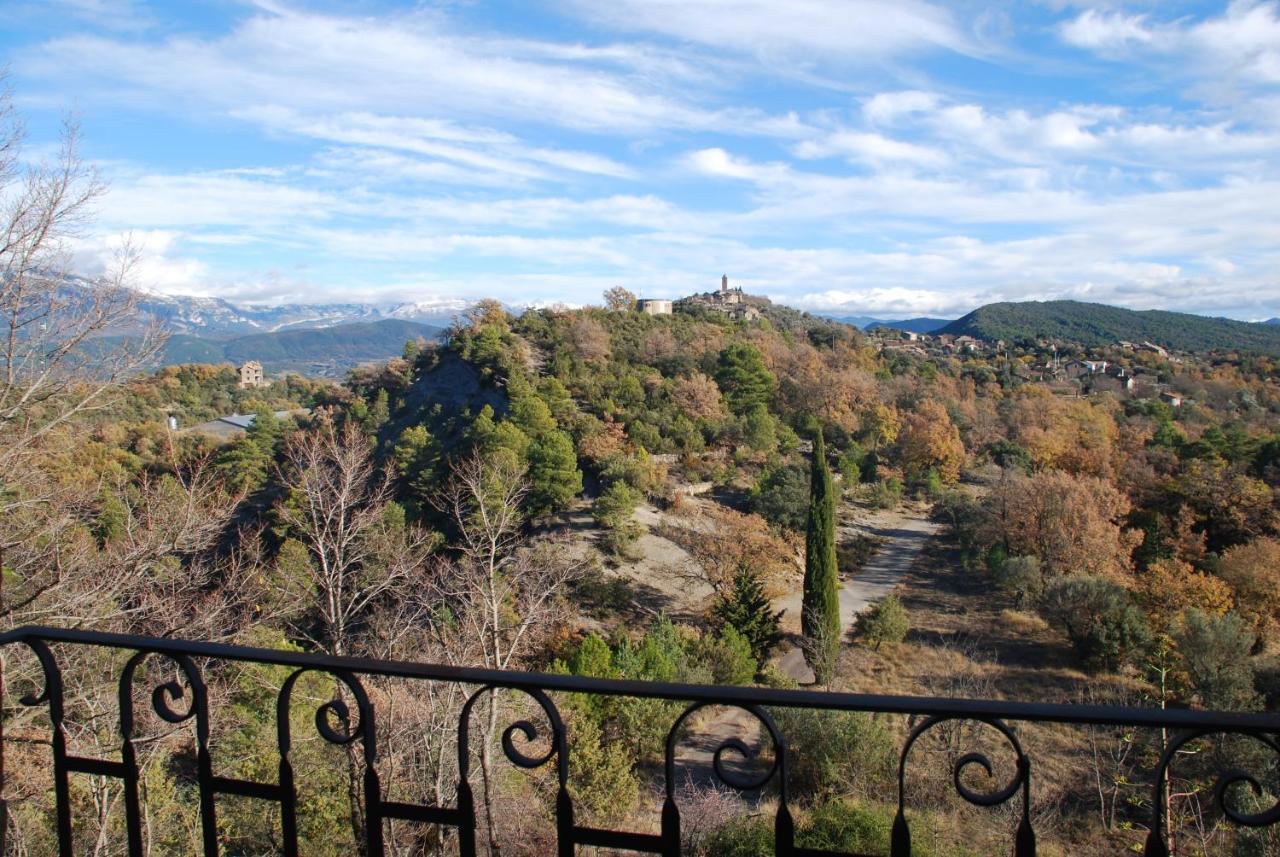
<box><xmin>942</xmin><ymin>299</ymin><xmax>1280</xmax><ymax>352</ymax></box>
<box><xmin>9</xmin><ymin>289</ymin><xmax>1280</xmax><ymax>856</ymax></box>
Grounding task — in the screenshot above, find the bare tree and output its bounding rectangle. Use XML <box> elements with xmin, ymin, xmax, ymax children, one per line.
<box><xmin>275</xmin><ymin>418</ymin><xmax>437</xmax><ymax>657</ymax></box>
<box><xmin>0</xmin><ymin>80</ymin><xmax>165</xmax><ymax>484</ymax></box>
<box><xmin>430</xmin><ymin>451</ymin><xmax>583</xmax><ymax>853</ymax></box>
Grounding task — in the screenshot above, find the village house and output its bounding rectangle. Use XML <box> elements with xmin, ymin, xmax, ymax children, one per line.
<box><xmin>238</xmin><ymin>360</ymin><xmax>265</xmax><ymax>388</ymax></box>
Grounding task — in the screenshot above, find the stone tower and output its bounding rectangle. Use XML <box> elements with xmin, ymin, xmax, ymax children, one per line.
<box><xmin>721</xmin><ymin>274</ymin><xmax>729</xmax><ymax>293</ymax></box>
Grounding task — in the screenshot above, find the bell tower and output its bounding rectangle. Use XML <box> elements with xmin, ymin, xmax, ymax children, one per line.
<box><xmin>721</xmin><ymin>274</ymin><xmax>729</xmax><ymax>293</ymax></box>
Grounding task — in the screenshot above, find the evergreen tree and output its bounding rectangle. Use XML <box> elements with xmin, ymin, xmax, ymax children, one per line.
<box><xmin>714</xmin><ymin>564</ymin><xmax>783</xmax><ymax>663</ymax></box>
<box><xmin>803</xmin><ymin>427</ymin><xmax>841</xmax><ymax>682</ymax></box>
<box><xmin>715</xmin><ymin>343</ymin><xmax>776</xmax><ymax>415</ymax></box>
<box><xmin>526</xmin><ymin>429</ymin><xmax>583</xmax><ymax>515</ymax></box>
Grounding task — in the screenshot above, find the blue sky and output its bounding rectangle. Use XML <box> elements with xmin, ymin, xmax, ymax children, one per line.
<box><xmin>4</xmin><ymin>0</ymin><xmax>1280</xmax><ymax>318</ymax></box>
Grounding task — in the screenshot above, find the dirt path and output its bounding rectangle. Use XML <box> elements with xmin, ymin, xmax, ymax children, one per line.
<box><xmin>774</xmin><ymin>504</ymin><xmax>940</xmax><ymax>683</ymax></box>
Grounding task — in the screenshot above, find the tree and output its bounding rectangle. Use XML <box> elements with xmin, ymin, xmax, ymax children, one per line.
<box><xmin>275</xmin><ymin>419</ymin><xmax>437</xmax><ymax>656</ymax></box>
<box><xmin>897</xmin><ymin>399</ymin><xmax>965</xmax><ymax>484</ymax></box>
<box><xmin>0</xmin><ymin>82</ymin><xmax>166</xmax><ymax>522</ymax></box>
<box><xmin>751</xmin><ymin>463</ymin><xmax>809</xmax><ymax>532</ymax></box>
<box><xmin>603</xmin><ymin>285</ymin><xmax>637</xmax><ymax>312</ymax></box>
<box><xmin>593</xmin><ymin>479</ymin><xmax>642</xmax><ymax>557</ymax></box>
<box><xmin>526</xmin><ymin>429</ymin><xmax>583</xmax><ymax>514</ymax></box>
<box><xmin>716</xmin><ymin>343</ymin><xmax>776</xmax><ymax>415</ymax></box>
<box><xmin>854</xmin><ymin>595</ymin><xmax>909</xmax><ymax>650</ymax></box>
<box><xmin>570</xmin><ymin>316</ymin><xmax>611</xmax><ymax>363</ymax></box>
<box><xmin>803</xmin><ymin>428</ymin><xmax>841</xmax><ymax>682</ymax></box>
<box><xmin>671</xmin><ymin>372</ymin><xmax>726</xmax><ymax>422</ymax></box>
<box><xmin>985</xmin><ymin>469</ymin><xmax>1139</xmax><ymax>578</ymax></box>
<box><xmin>1136</xmin><ymin>557</ymin><xmax>1232</xmax><ymax>632</ymax></box>
<box><xmin>430</xmin><ymin>451</ymin><xmax>584</xmax><ymax>847</ymax></box>
<box><xmin>713</xmin><ymin>564</ymin><xmax>783</xmax><ymax>663</ymax></box>
<box><xmin>1216</xmin><ymin>537</ymin><xmax>1280</xmax><ymax>637</ymax></box>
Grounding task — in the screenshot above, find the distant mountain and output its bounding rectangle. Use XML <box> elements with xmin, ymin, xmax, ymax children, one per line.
<box><xmin>53</xmin><ymin>274</ymin><xmax>470</xmax><ymax>338</ymax></box>
<box><xmin>941</xmin><ymin>300</ymin><xmax>1280</xmax><ymax>353</ymax></box>
<box><xmin>1264</xmin><ymin>318</ymin><xmax>1280</xmax><ymax>326</ymax></box>
<box><xmin>864</xmin><ymin>317</ymin><xmax>953</xmax><ymax>334</ymax></box>
<box><xmin>820</xmin><ymin>313</ymin><xmax>953</xmax><ymax>332</ymax></box>
<box><xmin>822</xmin><ymin>314</ymin><xmax>883</xmax><ymax>329</ymax></box>
<box><xmin>153</xmin><ymin>319</ymin><xmax>444</xmax><ymax>376</ymax></box>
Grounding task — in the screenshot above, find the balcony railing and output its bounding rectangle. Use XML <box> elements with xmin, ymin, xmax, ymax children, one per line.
<box><xmin>0</xmin><ymin>625</ymin><xmax>1277</xmax><ymax>856</ymax></box>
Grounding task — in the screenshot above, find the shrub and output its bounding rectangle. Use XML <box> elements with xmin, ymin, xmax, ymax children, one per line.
<box><xmin>750</xmin><ymin>463</ymin><xmax>809</xmax><ymax>532</ymax></box>
<box><xmin>990</xmin><ymin>555</ymin><xmax>1043</xmax><ymax>607</ymax></box>
<box><xmin>696</xmin><ymin>626</ymin><xmax>758</xmax><ymax>686</ymax></box>
<box><xmin>768</xmin><ymin>708</ymin><xmax>896</xmax><ymax>801</ymax></box>
<box><xmin>1039</xmin><ymin>576</ymin><xmax>1151</xmax><ymax>671</ymax></box>
<box><xmin>1174</xmin><ymin>609</ymin><xmax>1260</xmax><ymax>710</ymax></box>
<box><xmin>867</xmin><ymin>476</ymin><xmax>902</xmax><ymax>509</ymax></box>
<box><xmin>702</xmin><ymin>815</ymin><xmax>773</xmax><ymax>857</ymax></box>
<box><xmin>798</xmin><ymin>800</ymin><xmax>890</xmax><ymax>855</ymax></box>
<box><xmin>855</xmin><ymin>595</ymin><xmax>909</xmax><ymax>650</ymax></box>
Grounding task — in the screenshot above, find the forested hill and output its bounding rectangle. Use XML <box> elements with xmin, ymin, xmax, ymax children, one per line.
<box><xmin>941</xmin><ymin>300</ymin><xmax>1280</xmax><ymax>352</ymax></box>
<box><xmin>155</xmin><ymin>319</ymin><xmax>444</xmax><ymax>374</ymax></box>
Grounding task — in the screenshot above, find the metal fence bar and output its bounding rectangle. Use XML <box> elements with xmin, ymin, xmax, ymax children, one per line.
<box><xmin>0</xmin><ymin>625</ymin><xmax>1276</xmax><ymax>857</ymax></box>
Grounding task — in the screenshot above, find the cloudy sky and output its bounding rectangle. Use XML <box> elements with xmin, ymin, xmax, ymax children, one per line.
<box><xmin>5</xmin><ymin>1</ymin><xmax>1280</xmax><ymax>318</ymax></box>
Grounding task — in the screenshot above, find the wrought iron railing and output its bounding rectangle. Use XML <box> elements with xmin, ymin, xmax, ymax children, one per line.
<box><xmin>0</xmin><ymin>625</ymin><xmax>1276</xmax><ymax>856</ymax></box>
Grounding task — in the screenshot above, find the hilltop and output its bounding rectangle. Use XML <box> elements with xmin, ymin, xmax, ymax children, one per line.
<box><xmin>941</xmin><ymin>299</ymin><xmax>1280</xmax><ymax>352</ymax></box>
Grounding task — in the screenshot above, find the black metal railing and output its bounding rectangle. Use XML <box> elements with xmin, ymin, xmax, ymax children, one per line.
<box><xmin>0</xmin><ymin>625</ymin><xmax>1277</xmax><ymax>856</ymax></box>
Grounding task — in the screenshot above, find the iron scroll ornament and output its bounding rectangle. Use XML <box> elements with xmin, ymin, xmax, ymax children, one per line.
<box><xmin>1143</xmin><ymin>728</ymin><xmax>1280</xmax><ymax>857</ymax></box>
<box><xmin>893</xmin><ymin>715</ymin><xmax>1035</xmax><ymax>857</ymax></box>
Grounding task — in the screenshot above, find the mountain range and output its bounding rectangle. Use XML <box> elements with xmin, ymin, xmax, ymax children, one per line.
<box><xmin>152</xmin><ymin>320</ymin><xmax>445</xmax><ymax>377</ymax></box>
<box><xmin>50</xmin><ymin>276</ymin><xmax>1280</xmax><ymax>372</ymax></box>
<box><xmin>58</xmin><ymin>274</ymin><xmax>469</xmax><ymax>337</ymax></box>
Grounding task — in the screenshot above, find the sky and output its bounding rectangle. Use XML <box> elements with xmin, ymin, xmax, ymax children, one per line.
<box><xmin>3</xmin><ymin>0</ymin><xmax>1280</xmax><ymax>319</ymax></box>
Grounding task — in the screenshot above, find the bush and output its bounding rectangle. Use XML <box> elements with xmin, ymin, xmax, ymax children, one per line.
<box><xmin>990</xmin><ymin>555</ymin><xmax>1043</xmax><ymax>607</ymax></box>
<box><xmin>768</xmin><ymin>708</ymin><xmax>896</xmax><ymax>801</ymax></box>
<box><xmin>1039</xmin><ymin>575</ymin><xmax>1151</xmax><ymax>671</ymax></box>
<box><xmin>867</xmin><ymin>477</ymin><xmax>902</xmax><ymax>509</ymax></box>
<box><xmin>697</xmin><ymin>626</ymin><xmax>758</xmax><ymax>686</ymax></box>
<box><xmin>855</xmin><ymin>595</ymin><xmax>909</xmax><ymax>650</ymax></box>
<box><xmin>798</xmin><ymin>800</ymin><xmax>890</xmax><ymax>854</ymax></box>
<box><xmin>1174</xmin><ymin>609</ymin><xmax>1260</xmax><ymax>710</ymax></box>
<box><xmin>702</xmin><ymin>815</ymin><xmax>773</xmax><ymax>857</ymax></box>
<box><xmin>750</xmin><ymin>463</ymin><xmax>809</xmax><ymax>532</ymax></box>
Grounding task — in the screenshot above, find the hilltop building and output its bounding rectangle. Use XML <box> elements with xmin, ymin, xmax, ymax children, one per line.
<box><xmin>238</xmin><ymin>360</ymin><xmax>265</xmax><ymax>388</ymax></box>
<box><xmin>636</xmin><ymin>298</ymin><xmax>673</xmax><ymax>316</ymax></box>
<box><xmin>676</xmin><ymin>275</ymin><xmax>761</xmax><ymax>321</ymax></box>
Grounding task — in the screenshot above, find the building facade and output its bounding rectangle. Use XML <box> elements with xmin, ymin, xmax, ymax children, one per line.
<box><xmin>238</xmin><ymin>361</ymin><xmax>265</xmax><ymax>388</ymax></box>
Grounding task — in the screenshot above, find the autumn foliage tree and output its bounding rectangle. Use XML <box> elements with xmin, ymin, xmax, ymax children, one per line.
<box><xmin>897</xmin><ymin>399</ymin><xmax>965</xmax><ymax>485</ymax></box>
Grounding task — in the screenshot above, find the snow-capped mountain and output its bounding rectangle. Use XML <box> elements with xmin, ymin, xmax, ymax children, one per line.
<box><xmin>57</xmin><ymin>275</ymin><xmax>472</xmax><ymax>338</ymax></box>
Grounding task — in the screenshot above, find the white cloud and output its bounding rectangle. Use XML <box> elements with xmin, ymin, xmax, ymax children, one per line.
<box><xmin>1060</xmin><ymin>9</ymin><xmax>1154</xmax><ymax>52</ymax></box>
<box><xmin>1060</xmin><ymin>2</ymin><xmax>1280</xmax><ymax>101</ymax></box>
<box><xmin>567</xmin><ymin>0</ymin><xmax>975</xmax><ymax>62</ymax></box>
<box><xmin>20</xmin><ymin>5</ymin><xmax>718</xmax><ymax>133</ymax></box>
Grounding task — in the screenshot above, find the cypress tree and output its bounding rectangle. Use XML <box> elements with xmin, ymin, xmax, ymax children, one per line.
<box><xmin>802</xmin><ymin>427</ymin><xmax>841</xmax><ymax>683</ymax></box>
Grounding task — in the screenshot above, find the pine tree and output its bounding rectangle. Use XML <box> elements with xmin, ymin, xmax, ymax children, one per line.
<box><xmin>714</xmin><ymin>564</ymin><xmax>783</xmax><ymax>663</ymax></box>
<box><xmin>802</xmin><ymin>427</ymin><xmax>841</xmax><ymax>683</ymax></box>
